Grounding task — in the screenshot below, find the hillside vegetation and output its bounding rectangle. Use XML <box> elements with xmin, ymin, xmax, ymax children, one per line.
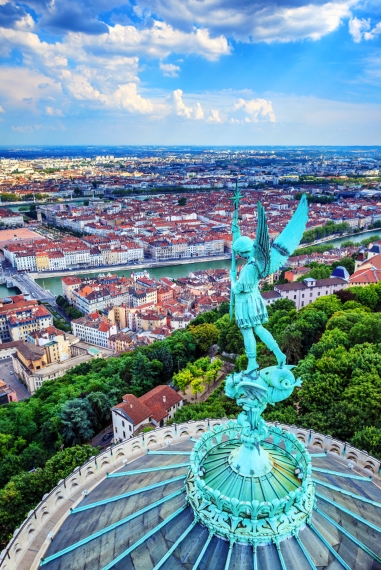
<box><xmin>2</xmin><ymin>286</ymin><xmax>381</xmax><ymax>545</ymax></box>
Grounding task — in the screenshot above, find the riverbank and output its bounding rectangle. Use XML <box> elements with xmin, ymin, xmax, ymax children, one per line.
<box><xmin>302</xmin><ymin>227</ymin><xmax>381</xmax><ymax>248</ymax></box>
<box><xmin>29</xmin><ymin>226</ymin><xmax>379</xmax><ymax>281</ymax></box>
<box><xmin>28</xmin><ymin>254</ymin><xmax>231</xmax><ymax>279</ymax></box>
<box><xmin>30</xmin><ymin>227</ymin><xmax>381</xmax><ymax>297</ymax></box>
<box><xmin>35</xmin><ymin>257</ymin><xmax>237</xmax><ymax>297</ymax></box>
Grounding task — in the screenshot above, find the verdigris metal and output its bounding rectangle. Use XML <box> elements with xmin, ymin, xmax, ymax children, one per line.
<box><xmin>186</xmin><ymin>191</ymin><xmax>314</xmax><ymax>546</ymax></box>
<box><xmin>230</xmin><ymin>188</ymin><xmax>308</xmax><ymax>372</ymax></box>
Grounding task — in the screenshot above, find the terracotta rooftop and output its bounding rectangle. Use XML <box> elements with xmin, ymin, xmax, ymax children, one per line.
<box><xmin>139</xmin><ymin>385</ymin><xmax>183</xmax><ymax>422</ymax></box>
<box><xmin>113</xmin><ymin>394</ymin><xmax>151</xmax><ymax>425</ymax></box>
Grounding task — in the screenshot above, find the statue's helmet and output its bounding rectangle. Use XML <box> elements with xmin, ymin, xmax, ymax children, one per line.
<box><xmin>233</xmin><ymin>235</ymin><xmax>253</xmax><ymax>255</ymax></box>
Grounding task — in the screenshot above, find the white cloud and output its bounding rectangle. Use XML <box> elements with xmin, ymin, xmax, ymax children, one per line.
<box><xmin>0</xmin><ymin>105</ymin><xmax>4</xmax><ymax>113</ymax></box>
<box><xmin>11</xmin><ymin>125</ymin><xmax>33</xmax><ymax>132</ymax></box>
<box><xmin>137</xmin><ymin>0</ymin><xmax>356</xmax><ymax>43</ymax></box>
<box><xmin>233</xmin><ymin>97</ymin><xmax>276</xmax><ymax>122</ymax></box>
<box><xmin>207</xmin><ymin>109</ymin><xmax>222</xmax><ymax>122</ymax></box>
<box><xmin>113</xmin><ymin>83</ymin><xmax>154</xmax><ymax>113</ymax></box>
<box><xmin>45</xmin><ymin>106</ymin><xmax>64</xmax><ymax>116</ymax></box>
<box><xmin>348</xmin><ymin>16</ymin><xmax>370</xmax><ymax>42</ymax></box>
<box><xmin>0</xmin><ymin>21</ymin><xmax>229</xmax><ymax>116</ymax></box>
<box><xmin>169</xmin><ymin>89</ymin><xmax>204</xmax><ymax>119</ymax></box>
<box><xmin>0</xmin><ymin>66</ymin><xmax>62</xmax><ymax>110</ymax></box>
<box><xmin>364</xmin><ymin>21</ymin><xmax>381</xmax><ymax>40</ymax></box>
<box><xmin>160</xmin><ymin>62</ymin><xmax>180</xmax><ymax>77</ymax></box>
<box><xmin>72</xmin><ymin>21</ymin><xmax>230</xmax><ymax>61</ymax></box>
<box><xmin>193</xmin><ymin>101</ymin><xmax>204</xmax><ymax>120</ymax></box>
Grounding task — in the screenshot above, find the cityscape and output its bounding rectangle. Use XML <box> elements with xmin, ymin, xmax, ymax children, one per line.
<box><xmin>1</xmin><ymin>147</ymin><xmax>381</xmax><ymax>568</ymax></box>
<box><xmin>2</xmin><ymin>0</ymin><xmax>381</xmax><ymax>566</ymax></box>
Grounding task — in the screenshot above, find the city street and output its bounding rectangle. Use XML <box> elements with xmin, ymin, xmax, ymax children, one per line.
<box><xmin>91</xmin><ymin>426</ymin><xmax>113</xmax><ymax>449</ymax></box>
<box><xmin>0</xmin><ymin>357</ymin><xmax>30</xmax><ymax>401</ymax></box>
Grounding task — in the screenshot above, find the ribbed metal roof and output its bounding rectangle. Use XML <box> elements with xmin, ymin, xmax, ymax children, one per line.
<box><xmin>40</xmin><ymin>436</ymin><xmax>381</xmax><ymax>570</ymax></box>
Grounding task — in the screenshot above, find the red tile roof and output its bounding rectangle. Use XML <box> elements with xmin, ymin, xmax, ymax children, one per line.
<box><xmin>139</xmin><ymin>385</ymin><xmax>183</xmax><ymax>422</ymax></box>
<box><xmin>113</xmin><ymin>394</ymin><xmax>151</xmax><ymax>425</ymax></box>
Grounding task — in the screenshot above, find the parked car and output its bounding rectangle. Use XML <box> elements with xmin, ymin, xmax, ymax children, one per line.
<box><xmin>9</xmin><ymin>371</ymin><xmax>14</xmax><ymax>375</ymax></box>
<box><xmin>102</xmin><ymin>432</ymin><xmax>113</xmax><ymax>441</ymax></box>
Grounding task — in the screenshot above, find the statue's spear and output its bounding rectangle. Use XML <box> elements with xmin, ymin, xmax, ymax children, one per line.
<box><xmin>229</xmin><ymin>181</ymin><xmax>243</xmax><ymax>321</ymax></box>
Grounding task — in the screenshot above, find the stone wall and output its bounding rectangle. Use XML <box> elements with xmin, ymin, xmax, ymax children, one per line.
<box><xmin>1</xmin><ymin>420</ymin><xmax>381</xmax><ymax>570</ymax></box>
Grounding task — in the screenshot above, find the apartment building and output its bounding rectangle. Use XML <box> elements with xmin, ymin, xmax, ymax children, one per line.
<box><xmin>7</xmin><ymin>304</ymin><xmax>53</xmax><ymax>341</ymax></box>
<box><xmin>0</xmin><ymin>296</ymin><xmax>53</xmax><ymax>342</ymax></box>
<box><xmin>62</xmin><ymin>276</ymin><xmax>83</xmax><ymax>303</ymax></box>
<box><xmin>108</xmin><ymin>330</ymin><xmax>136</xmax><ymax>353</ymax></box>
<box><xmin>111</xmin><ymin>385</ymin><xmax>183</xmax><ymax>441</ymax></box>
<box><xmin>0</xmin><ymin>208</ymin><xmax>24</xmax><ymax>227</ymax></box>
<box><xmin>11</xmin><ymin>337</ymin><xmax>113</xmax><ymax>393</ymax></box>
<box><xmin>26</xmin><ymin>326</ymin><xmax>71</xmax><ymax>363</ymax></box>
<box><xmin>274</xmin><ymin>276</ymin><xmax>348</xmax><ymax>310</ymax></box>
<box><xmin>71</xmin><ymin>313</ymin><xmax>118</xmax><ymax>348</ymax></box>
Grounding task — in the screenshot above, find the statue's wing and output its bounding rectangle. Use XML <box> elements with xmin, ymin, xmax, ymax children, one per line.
<box><xmin>269</xmin><ymin>194</ymin><xmax>308</xmax><ymax>274</ymax></box>
<box><xmin>253</xmin><ymin>201</ymin><xmax>271</xmax><ymax>277</ymax></box>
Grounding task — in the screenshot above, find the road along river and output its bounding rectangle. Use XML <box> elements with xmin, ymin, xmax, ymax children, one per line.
<box><xmin>33</xmin><ymin>229</ymin><xmax>381</xmax><ymax>297</ymax></box>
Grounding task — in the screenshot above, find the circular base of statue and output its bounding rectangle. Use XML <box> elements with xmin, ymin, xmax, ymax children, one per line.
<box><xmin>186</xmin><ymin>420</ymin><xmax>315</xmax><ymax>545</ymax></box>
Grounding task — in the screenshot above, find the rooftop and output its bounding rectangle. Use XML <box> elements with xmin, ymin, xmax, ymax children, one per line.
<box><xmin>35</xmin><ymin>424</ymin><xmax>381</xmax><ymax>570</ymax></box>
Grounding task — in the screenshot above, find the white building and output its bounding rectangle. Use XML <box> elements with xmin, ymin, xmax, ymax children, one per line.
<box><xmin>71</xmin><ymin>314</ymin><xmax>117</xmax><ymax>348</ymax></box>
<box><xmin>274</xmin><ymin>276</ymin><xmax>348</xmax><ymax>310</ymax></box>
<box><xmin>111</xmin><ymin>385</ymin><xmax>183</xmax><ymax>442</ymax></box>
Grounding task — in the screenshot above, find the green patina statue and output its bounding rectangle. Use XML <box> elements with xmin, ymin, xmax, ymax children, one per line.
<box><xmin>230</xmin><ymin>187</ymin><xmax>308</xmax><ymax>373</ymax></box>
<box><xmin>186</xmin><ymin>190</ymin><xmax>314</xmax><ymax>547</ymax></box>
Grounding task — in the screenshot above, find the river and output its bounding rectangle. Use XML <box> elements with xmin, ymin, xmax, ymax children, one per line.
<box><xmin>35</xmin><ymin>258</ymin><xmax>236</xmax><ymax>296</ymax></box>
<box><xmin>319</xmin><ymin>229</ymin><xmax>381</xmax><ymax>248</ymax></box>
<box><xmin>33</xmin><ymin>229</ymin><xmax>381</xmax><ymax>297</ymax></box>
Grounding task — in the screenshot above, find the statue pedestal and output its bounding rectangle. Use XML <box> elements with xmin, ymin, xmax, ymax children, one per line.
<box><xmin>228</xmin><ymin>443</ymin><xmax>273</xmax><ymax>477</ymax></box>
<box><xmin>186</xmin><ymin>365</ymin><xmax>314</xmax><ymax>545</ymax></box>
<box><xmin>186</xmin><ymin>421</ymin><xmax>315</xmax><ymax>545</ymax></box>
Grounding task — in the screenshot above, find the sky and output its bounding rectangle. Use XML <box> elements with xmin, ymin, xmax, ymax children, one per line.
<box><xmin>1</xmin><ymin>0</ymin><xmax>381</xmax><ymax>145</ymax></box>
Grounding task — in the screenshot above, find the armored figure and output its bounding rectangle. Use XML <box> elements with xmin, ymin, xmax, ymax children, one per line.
<box><xmin>230</xmin><ymin>191</ymin><xmax>308</xmax><ymax>373</ymax></box>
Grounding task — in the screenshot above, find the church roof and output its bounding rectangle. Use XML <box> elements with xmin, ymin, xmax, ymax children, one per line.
<box><xmin>39</xmin><ymin>429</ymin><xmax>381</xmax><ymax>570</ymax></box>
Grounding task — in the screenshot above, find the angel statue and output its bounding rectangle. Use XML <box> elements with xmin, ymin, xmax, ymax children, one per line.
<box><xmin>230</xmin><ymin>190</ymin><xmax>308</xmax><ymax>374</ymax></box>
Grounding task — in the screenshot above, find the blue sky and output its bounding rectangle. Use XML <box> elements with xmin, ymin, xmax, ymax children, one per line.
<box><xmin>1</xmin><ymin>0</ymin><xmax>381</xmax><ymax>145</ymax></box>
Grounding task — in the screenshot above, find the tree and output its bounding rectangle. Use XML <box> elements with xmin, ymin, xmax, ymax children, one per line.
<box><xmin>351</xmin><ymin>427</ymin><xmax>381</xmax><ymax>459</ymax></box>
<box><xmin>204</xmin><ymin>358</ymin><xmax>222</xmax><ymax>387</ymax></box>
<box><xmin>350</xmin><ymin>285</ymin><xmax>379</xmax><ymax>311</ymax></box>
<box><xmin>278</xmin><ymin>325</ymin><xmax>303</xmax><ymax>364</ymax></box>
<box><xmin>217</xmin><ymin>302</ymin><xmax>230</xmax><ymax>317</ymax></box>
<box><xmin>87</xmin><ymin>392</ymin><xmax>113</xmax><ymax>427</ymax></box>
<box><xmin>83</xmin><ymin>199</ymin><xmax>90</xmax><ymax>206</ymax></box>
<box><xmin>172</xmin><ymin>368</ymin><xmax>193</xmax><ymax>393</ymax></box>
<box><xmin>130</xmin><ymin>353</ymin><xmax>160</xmax><ymax>396</ymax></box>
<box><xmin>0</xmin><ymin>445</ymin><xmax>95</xmax><ymax>547</ymax></box>
<box><xmin>0</xmin><ymin>454</ymin><xmax>23</xmax><ymax>488</ymax></box>
<box><xmin>149</xmin><ymin>344</ymin><xmax>173</xmax><ymax>381</ymax></box>
<box><xmin>190</xmin><ymin>377</ymin><xmax>204</xmax><ymax>399</ymax></box>
<box><xmin>164</xmin><ymin>330</ymin><xmax>197</xmax><ymax>369</ymax></box>
<box><xmin>189</xmin><ymin>323</ymin><xmax>219</xmax><ymax>354</ymax></box>
<box><xmin>20</xmin><ymin>443</ymin><xmax>46</xmax><ymax>471</ymax></box>
<box><xmin>178</xmin><ymin>197</ymin><xmax>187</xmax><ymax>206</ymax></box>
<box><xmin>190</xmin><ymin>311</ymin><xmax>218</xmax><ymax>326</ymax></box>
<box><xmin>331</xmin><ymin>257</ymin><xmax>355</xmax><ymax>275</ymax></box>
<box><xmin>58</xmin><ymin>399</ymin><xmax>95</xmax><ymax>446</ymax></box>
<box><xmin>218</xmin><ymin>319</ymin><xmax>244</xmax><ymax>354</ymax></box>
